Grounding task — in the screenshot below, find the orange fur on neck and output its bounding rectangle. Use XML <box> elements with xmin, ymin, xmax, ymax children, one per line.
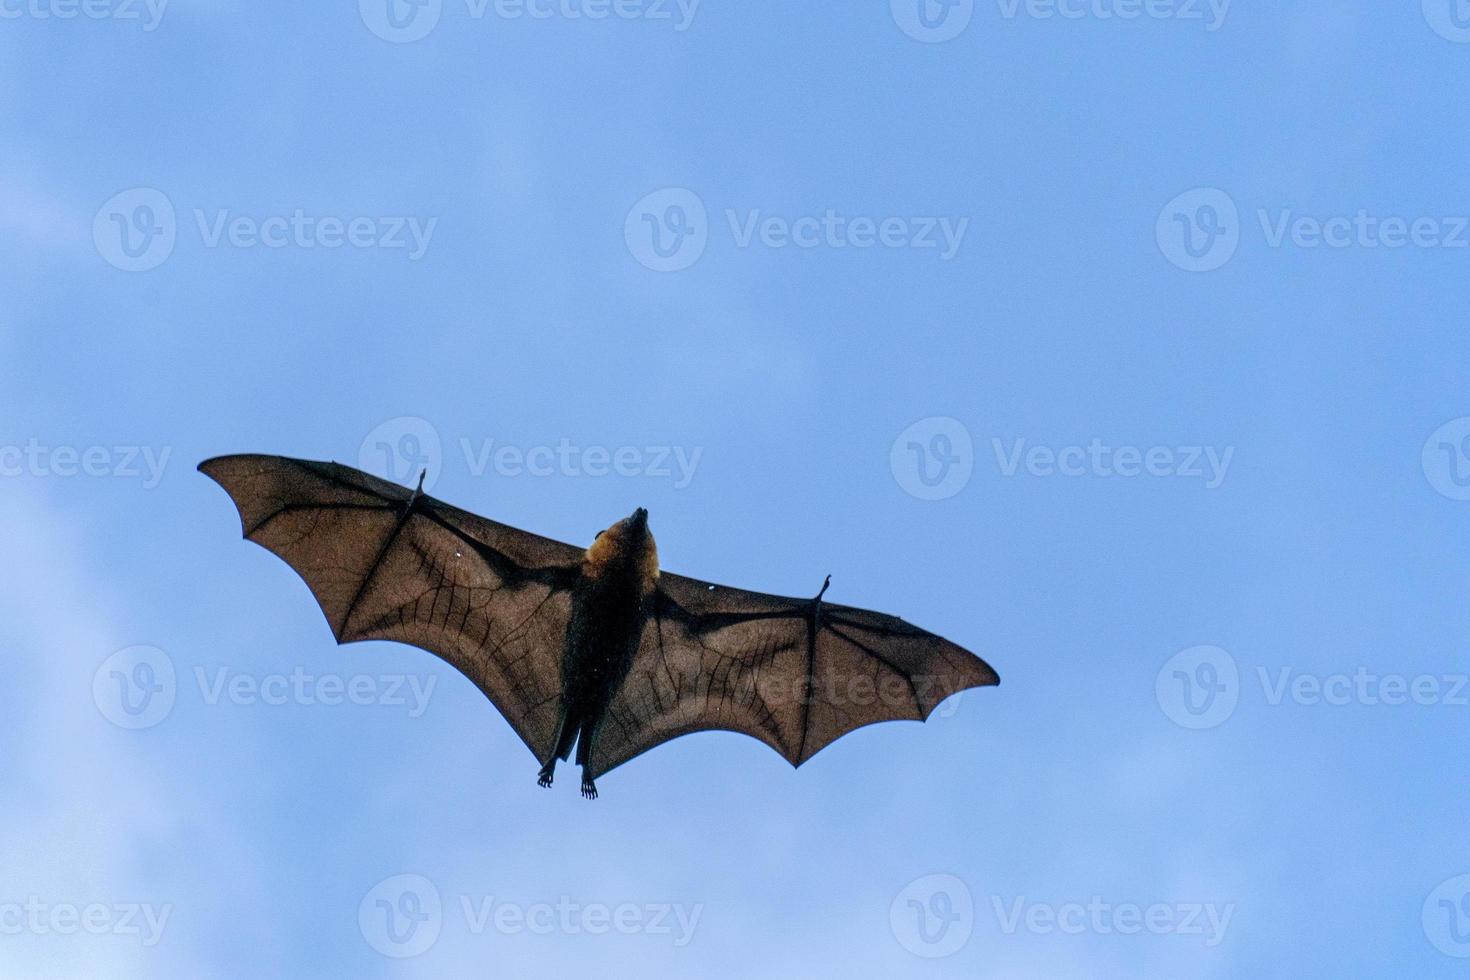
<box><xmin>583</xmin><ymin>519</ymin><xmax>659</xmax><ymax>591</ymax></box>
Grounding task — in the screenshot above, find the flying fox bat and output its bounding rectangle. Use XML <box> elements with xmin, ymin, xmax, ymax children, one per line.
<box><xmin>199</xmin><ymin>454</ymin><xmax>998</xmax><ymax>799</ymax></box>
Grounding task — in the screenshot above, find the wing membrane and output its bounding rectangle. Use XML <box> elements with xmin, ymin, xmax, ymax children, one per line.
<box><xmin>199</xmin><ymin>454</ymin><xmax>581</xmax><ymax>763</ymax></box>
<box><xmin>589</xmin><ymin>571</ymin><xmax>998</xmax><ymax>778</ymax></box>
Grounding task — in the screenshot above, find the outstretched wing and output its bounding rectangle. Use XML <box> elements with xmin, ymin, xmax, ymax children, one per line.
<box><xmin>588</xmin><ymin>571</ymin><xmax>998</xmax><ymax>778</ymax></box>
<box><xmin>199</xmin><ymin>454</ymin><xmax>581</xmax><ymax>765</ymax></box>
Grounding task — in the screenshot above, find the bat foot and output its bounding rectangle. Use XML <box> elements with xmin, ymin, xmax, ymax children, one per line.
<box><xmin>537</xmin><ymin>764</ymin><xmax>554</xmax><ymax>788</ymax></box>
<box><xmin>580</xmin><ymin>778</ymin><xmax>598</xmax><ymax>800</ymax></box>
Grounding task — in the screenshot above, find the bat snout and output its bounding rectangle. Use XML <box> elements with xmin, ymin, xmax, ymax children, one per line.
<box><xmin>630</xmin><ymin>507</ymin><xmax>648</xmax><ymax>529</ymax></box>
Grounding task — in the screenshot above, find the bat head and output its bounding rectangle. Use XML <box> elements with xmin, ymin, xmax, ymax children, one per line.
<box><xmin>585</xmin><ymin>507</ymin><xmax>658</xmax><ymax>586</ymax></box>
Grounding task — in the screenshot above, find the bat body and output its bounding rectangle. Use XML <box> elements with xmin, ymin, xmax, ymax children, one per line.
<box><xmin>544</xmin><ymin>507</ymin><xmax>660</xmax><ymax>797</ymax></box>
<box><xmin>200</xmin><ymin>454</ymin><xmax>998</xmax><ymax>799</ymax></box>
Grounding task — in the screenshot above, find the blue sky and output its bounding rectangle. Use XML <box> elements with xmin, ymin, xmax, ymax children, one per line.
<box><xmin>4</xmin><ymin>1</ymin><xmax>1470</xmax><ymax>976</ymax></box>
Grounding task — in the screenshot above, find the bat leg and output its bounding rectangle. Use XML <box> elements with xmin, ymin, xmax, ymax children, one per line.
<box><xmin>538</xmin><ymin>708</ymin><xmax>578</xmax><ymax>789</ymax></box>
<box><xmin>575</xmin><ymin>711</ymin><xmax>602</xmax><ymax>800</ymax></box>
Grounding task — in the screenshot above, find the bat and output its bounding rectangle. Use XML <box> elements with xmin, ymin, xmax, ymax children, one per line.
<box><xmin>199</xmin><ymin>454</ymin><xmax>999</xmax><ymax>799</ymax></box>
